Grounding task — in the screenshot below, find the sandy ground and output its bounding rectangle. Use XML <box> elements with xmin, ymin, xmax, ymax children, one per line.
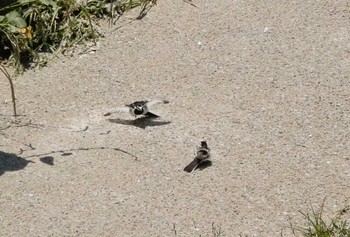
<box><xmin>1</xmin><ymin>1</ymin><xmax>350</xmax><ymax>236</ymax></box>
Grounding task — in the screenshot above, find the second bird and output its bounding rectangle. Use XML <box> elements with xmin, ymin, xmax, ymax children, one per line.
<box><xmin>184</xmin><ymin>141</ymin><xmax>211</xmax><ymax>173</ymax></box>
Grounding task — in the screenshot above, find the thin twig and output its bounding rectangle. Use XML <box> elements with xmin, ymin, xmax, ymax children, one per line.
<box><xmin>172</xmin><ymin>223</ymin><xmax>177</xmax><ymax>236</ymax></box>
<box><xmin>19</xmin><ymin>143</ymin><xmax>36</xmax><ymax>155</ymax></box>
<box><xmin>183</xmin><ymin>0</ymin><xmax>197</xmax><ymax>8</ymax></box>
<box><xmin>0</xmin><ymin>65</ymin><xmax>17</xmax><ymax>116</ymax></box>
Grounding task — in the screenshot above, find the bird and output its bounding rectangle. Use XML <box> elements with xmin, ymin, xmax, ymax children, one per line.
<box><xmin>184</xmin><ymin>141</ymin><xmax>211</xmax><ymax>173</ymax></box>
<box><xmin>104</xmin><ymin>99</ymin><xmax>169</xmax><ymax>118</ymax></box>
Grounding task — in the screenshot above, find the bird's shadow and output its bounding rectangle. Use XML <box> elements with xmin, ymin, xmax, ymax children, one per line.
<box><xmin>196</xmin><ymin>160</ymin><xmax>212</xmax><ymax>171</ymax></box>
<box><xmin>0</xmin><ymin>150</ymin><xmax>34</xmax><ymax>176</ymax></box>
<box><xmin>107</xmin><ymin>116</ymin><xmax>171</xmax><ymax>129</ymax></box>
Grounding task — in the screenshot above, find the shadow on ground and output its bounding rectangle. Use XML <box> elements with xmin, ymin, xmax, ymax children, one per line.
<box><xmin>0</xmin><ymin>150</ymin><xmax>34</xmax><ymax>176</ymax></box>
<box><xmin>197</xmin><ymin>160</ymin><xmax>212</xmax><ymax>171</ymax></box>
<box><xmin>39</xmin><ymin>156</ymin><xmax>54</xmax><ymax>165</ymax></box>
<box><xmin>108</xmin><ymin>117</ymin><xmax>171</xmax><ymax>129</ymax></box>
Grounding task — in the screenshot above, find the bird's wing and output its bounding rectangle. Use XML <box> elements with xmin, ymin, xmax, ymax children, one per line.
<box><xmin>103</xmin><ymin>106</ymin><xmax>130</xmax><ymax>116</ymax></box>
<box><xmin>145</xmin><ymin>99</ymin><xmax>169</xmax><ymax>108</ymax></box>
<box><xmin>196</xmin><ymin>150</ymin><xmax>210</xmax><ymax>161</ymax></box>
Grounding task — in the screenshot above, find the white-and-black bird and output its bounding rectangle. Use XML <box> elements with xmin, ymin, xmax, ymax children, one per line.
<box><xmin>104</xmin><ymin>99</ymin><xmax>169</xmax><ymax>118</ymax></box>
<box><xmin>184</xmin><ymin>141</ymin><xmax>211</xmax><ymax>173</ymax></box>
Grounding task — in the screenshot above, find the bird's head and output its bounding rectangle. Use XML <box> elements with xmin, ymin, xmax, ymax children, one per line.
<box><xmin>133</xmin><ymin>105</ymin><xmax>144</xmax><ymax>115</ymax></box>
<box><xmin>130</xmin><ymin>101</ymin><xmax>146</xmax><ymax>115</ymax></box>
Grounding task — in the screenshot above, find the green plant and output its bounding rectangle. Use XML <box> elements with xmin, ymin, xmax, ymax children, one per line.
<box><xmin>211</xmin><ymin>222</ymin><xmax>223</xmax><ymax>237</ymax></box>
<box><xmin>0</xmin><ymin>6</ymin><xmax>28</xmax><ymax>70</ymax></box>
<box><xmin>0</xmin><ymin>0</ymin><xmax>157</xmax><ymax>72</ymax></box>
<box><xmin>291</xmin><ymin>200</ymin><xmax>350</xmax><ymax>237</ymax></box>
<box><xmin>0</xmin><ymin>0</ymin><xmax>99</xmax><ymax>70</ymax></box>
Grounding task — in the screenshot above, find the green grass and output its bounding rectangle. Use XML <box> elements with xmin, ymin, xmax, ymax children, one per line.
<box><xmin>291</xmin><ymin>199</ymin><xmax>350</xmax><ymax>237</ymax></box>
<box><xmin>0</xmin><ymin>0</ymin><xmax>157</xmax><ymax>73</ymax></box>
<box><xmin>211</xmin><ymin>222</ymin><xmax>223</xmax><ymax>237</ymax></box>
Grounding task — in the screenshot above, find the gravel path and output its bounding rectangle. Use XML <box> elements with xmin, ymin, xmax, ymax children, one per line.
<box><xmin>1</xmin><ymin>1</ymin><xmax>350</xmax><ymax>236</ymax></box>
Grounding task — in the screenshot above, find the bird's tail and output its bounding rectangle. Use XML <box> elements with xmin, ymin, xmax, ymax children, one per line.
<box><xmin>183</xmin><ymin>159</ymin><xmax>199</xmax><ymax>173</ymax></box>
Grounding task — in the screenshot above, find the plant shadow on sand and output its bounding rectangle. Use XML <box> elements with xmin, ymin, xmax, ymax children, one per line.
<box><xmin>0</xmin><ymin>150</ymin><xmax>34</xmax><ymax>176</ymax></box>
<box><xmin>107</xmin><ymin>116</ymin><xmax>171</xmax><ymax>129</ymax></box>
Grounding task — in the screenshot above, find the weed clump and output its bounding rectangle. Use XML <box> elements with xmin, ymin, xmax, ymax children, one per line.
<box><xmin>0</xmin><ymin>0</ymin><xmax>156</xmax><ymax>72</ymax></box>
<box><xmin>290</xmin><ymin>199</ymin><xmax>350</xmax><ymax>237</ymax></box>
